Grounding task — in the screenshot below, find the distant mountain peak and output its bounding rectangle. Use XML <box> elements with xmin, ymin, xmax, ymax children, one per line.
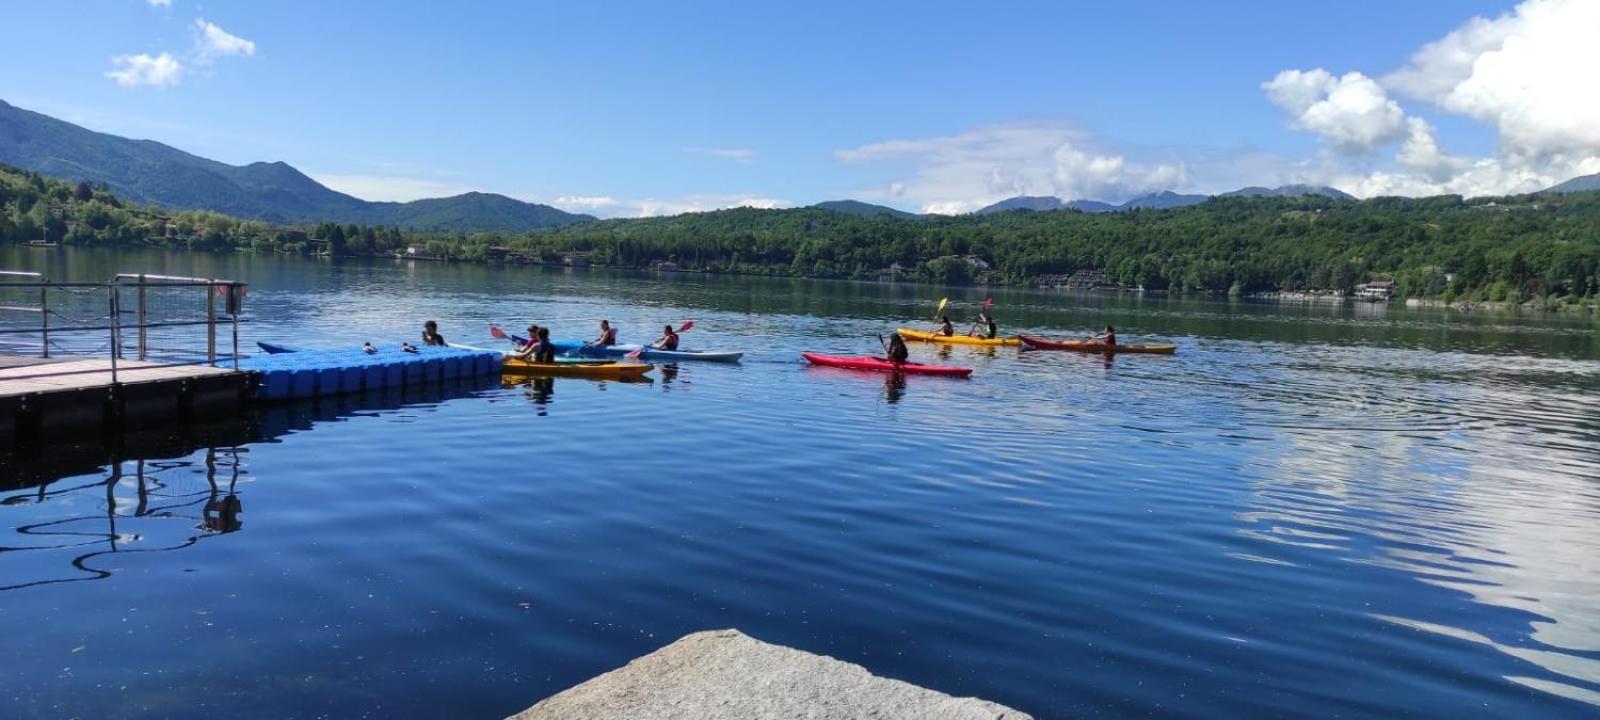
<box><xmin>1542</xmin><ymin>173</ymin><xmax>1600</xmax><ymax>194</ymax></box>
<box><xmin>812</xmin><ymin>199</ymin><xmax>918</xmax><ymax>219</ymax></box>
<box><xmin>1219</xmin><ymin>184</ymin><xmax>1353</xmax><ymax>200</ymax></box>
<box><xmin>0</xmin><ymin>99</ymin><xmax>592</xmax><ymax>232</ymax></box>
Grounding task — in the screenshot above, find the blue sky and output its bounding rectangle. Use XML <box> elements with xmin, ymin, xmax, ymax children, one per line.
<box><xmin>3</xmin><ymin>1</ymin><xmax>1595</xmax><ymax>216</ymax></box>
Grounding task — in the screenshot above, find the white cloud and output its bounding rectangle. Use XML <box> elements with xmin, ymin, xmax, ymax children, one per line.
<box><xmin>552</xmin><ymin>196</ymin><xmax>619</xmax><ymax>211</ymax></box>
<box><xmin>685</xmin><ymin>147</ymin><xmax>758</xmax><ymax>163</ymax></box>
<box><xmin>1385</xmin><ymin>0</ymin><xmax>1600</xmax><ymax>160</ymax></box>
<box><xmin>193</xmin><ymin>18</ymin><xmax>256</xmax><ymax>63</ymax></box>
<box><xmin>311</xmin><ymin>174</ymin><xmax>476</xmax><ymax>202</ymax></box>
<box><xmin>105</xmin><ymin>52</ymin><xmax>183</xmax><ymax>88</ymax></box>
<box><xmin>633</xmin><ymin>195</ymin><xmax>791</xmax><ymax>217</ymax></box>
<box><xmin>1263</xmin><ymin>69</ymin><xmax>1408</xmax><ymax>154</ymax></box>
<box><xmin>147</xmin><ymin>0</ymin><xmax>172</xmax><ymax>6</ymax></box>
<box><xmin>835</xmin><ymin>123</ymin><xmax>1186</xmax><ymax>213</ymax></box>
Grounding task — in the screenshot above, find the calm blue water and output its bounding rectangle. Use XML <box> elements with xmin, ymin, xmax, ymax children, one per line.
<box><xmin>3</xmin><ymin>249</ymin><xmax>1600</xmax><ymax>718</ymax></box>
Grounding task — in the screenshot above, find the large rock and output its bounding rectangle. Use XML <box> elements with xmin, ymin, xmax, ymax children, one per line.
<box><xmin>509</xmin><ymin>629</ymin><xmax>1031</xmax><ymax>720</ymax></box>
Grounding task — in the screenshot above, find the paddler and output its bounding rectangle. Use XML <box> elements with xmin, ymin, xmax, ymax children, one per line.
<box><xmin>971</xmin><ymin>311</ymin><xmax>998</xmax><ymax>339</ymax></box>
<box><xmin>651</xmin><ymin>324</ymin><xmax>680</xmax><ymax>351</ymax></box>
<box><xmin>422</xmin><ymin>320</ymin><xmax>447</xmax><ymax>346</ymax></box>
<box><xmin>510</xmin><ymin>324</ymin><xmax>546</xmax><ymax>361</ymax></box>
<box><xmin>885</xmin><ymin>332</ymin><xmax>909</xmax><ymax>364</ymax></box>
<box><xmin>1092</xmin><ymin>325</ymin><xmax>1117</xmax><ymax>347</ymax></box>
<box><xmin>936</xmin><ymin>315</ymin><xmax>955</xmax><ymax>337</ymax></box>
<box><xmin>591</xmin><ymin>319</ymin><xmax>618</xmax><ymax>347</ymax></box>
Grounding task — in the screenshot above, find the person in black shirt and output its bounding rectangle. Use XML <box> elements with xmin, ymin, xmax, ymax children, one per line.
<box><xmin>652</xmin><ymin>325</ymin><xmax>679</xmax><ymax>351</ymax></box>
<box><xmin>534</xmin><ymin>327</ymin><xmax>557</xmax><ymax>363</ymax></box>
<box><xmin>885</xmin><ymin>332</ymin><xmax>909</xmax><ymax>364</ymax></box>
<box><xmin>422</xmin><ymin>320</ymin><xmax>447</xmax><ymax>346</ymax></box>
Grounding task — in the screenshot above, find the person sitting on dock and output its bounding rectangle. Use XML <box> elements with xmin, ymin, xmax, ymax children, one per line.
<box><xmin>936</xmin><ymin>315</ymin><xmax>955</xmax><ymax>337</ymax></box>
<box><xmin>1093</xmin><ymin>325</ymin><xmax>1117</xmax><ymax>347</ymax></box>
<box><xmin>422</xmin><ymin>320</ymin><xmax>447</xmax><ymax>346</ymax></box>
<box><xmin>885</xmin><ymin>332</ymin><xmax>909</xmax><ymax>364</ymax></box>
<box><xmin>591</xmin><ymin>320</ymin><xmax>618</xmax><ymax>347</ymax></box>
<box><xmin>651</xmin><ymin>324</ymin><xmax>679</xmax><ymax>351</ymax></box>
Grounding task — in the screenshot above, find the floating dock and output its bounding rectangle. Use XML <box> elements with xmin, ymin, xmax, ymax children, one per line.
<box><xmin>508</xmin><ymin>629</ymin><xmax>1031</xmax><ymax>720</ymax></box>
<box><xmin>238</xmin><ymin>344</ymin><xmax>503</xmax><ymax>401</ymax></box>
<box><xmin>0</xmin><ymin>356</ymin><xmax>255</xmax><ymax>447</ymax></box>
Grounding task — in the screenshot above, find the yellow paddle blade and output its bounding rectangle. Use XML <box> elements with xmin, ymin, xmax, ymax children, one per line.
<box><xmin>935</xmin><ymin>297</ymin><xmax>948</xmax><ymax>317</ymax></box>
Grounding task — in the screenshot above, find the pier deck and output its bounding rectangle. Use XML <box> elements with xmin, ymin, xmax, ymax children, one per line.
<box><xmin>0</xmin><ymin>356</ymin><xmax>255</xmax><ymax>447</ymax></box>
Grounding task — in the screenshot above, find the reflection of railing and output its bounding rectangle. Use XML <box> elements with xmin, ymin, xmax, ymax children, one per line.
<box><xmin>0</xmin><ymin>273</ymin><xmax>246</xmax><ymax>384</ymax></box>
<box><xmin>0</xmin><ymin>447</ymin><xmax>246</xmax><ymax>593</ymax></box>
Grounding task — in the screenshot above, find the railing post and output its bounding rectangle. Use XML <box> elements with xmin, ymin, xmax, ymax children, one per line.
<box><xmin>231</xmin><ymin>288</ymin><xmax>240</xmax><ymax>371</ymax></box>
<box><xmin>39</xmin><ymin>284</ymin><xmax>49</xmax><ymax>358</ymax></box>
<box><xmin>108</xmin><ymin>283</ymin><xmax>120</xmax><ymax>383</ymax></box>
<box><xmin>207</xmin><ymin>282</ymin><xmax>217</xmax><ymax>366</ymax></box>
<box><xmin>137</xmin><ymin>274</ymin><xmax>148</xmax><ymax>361</ymax></box>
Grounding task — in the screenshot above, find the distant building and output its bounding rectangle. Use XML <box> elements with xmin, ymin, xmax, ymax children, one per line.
<box><xmin>1355</xmin><ymin>280</ymin><xmax>1396</xmax><ymax>302</ymax></box>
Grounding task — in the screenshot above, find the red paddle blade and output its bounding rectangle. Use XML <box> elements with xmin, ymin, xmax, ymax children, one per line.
<box><xmin>983</xmin><ymin>297</ymin><xmax>993</xmax><ymax>309</ymax></box>
<box><xmin>489</xmin><ymin>324</ymin><xmax>508</xmax><ymax>339</ymax></box>
<box><xmin>625</xmin><ymin>347</ymin><xmax>643</xmax><ymax>359</ymax></box>
<box><xmin>677</xmin><ymin>319</ymin><xmax>696</xmax><ymax>332</ymax></box>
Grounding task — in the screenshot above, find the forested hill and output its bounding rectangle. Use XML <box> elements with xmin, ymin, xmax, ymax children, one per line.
<box><xmin>4</xmin><ymin>160</ymin><xmax>1599</xmax><ymax>306</ymax></box>
<box><xmin>0</xmin><ymin>99</ymin><xmax>593</xmax><ymax>232</ymax></box>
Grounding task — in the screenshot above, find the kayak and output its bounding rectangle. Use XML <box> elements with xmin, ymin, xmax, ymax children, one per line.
<box><xmin>1018</xmin><ymin>335</ymin><xmax>1177</xmax><ymax>354</ymax></box>
<box><xmin>896</xmin><ymin>328</ymin><xmax>1020</xmax><ymax>347</ymax></box>
<box><xmin>569</xmin><ymin>343</ymin><xmax>744</xmax><ymax>363</ymax></box>
<box><xmin>501</xmin><ymin>357</ymin><xmax>654</xmax><ymax>379</ymax></box>
<box><xmin>801</xmin><ymin>352</ymin><xmax>972</xmax><ymax>378</ymax></box>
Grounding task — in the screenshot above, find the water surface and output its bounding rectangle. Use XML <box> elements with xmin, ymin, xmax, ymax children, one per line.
<box><xmin>3</xmin><ymin>248</ymin><xmax>1599</xmax><ymax>718</ymax></box>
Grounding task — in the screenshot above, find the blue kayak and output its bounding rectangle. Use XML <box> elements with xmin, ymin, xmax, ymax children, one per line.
<box><xmin>568</xmin><ymin>343</ymin><xmax>744</xmax><ymax>363</ymax></box>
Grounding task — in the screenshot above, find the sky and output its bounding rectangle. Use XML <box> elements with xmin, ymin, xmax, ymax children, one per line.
<box><xmin>2</xmin><ymin>0</ymin><xmax>1597</xmax><ymax>217</ymax></box>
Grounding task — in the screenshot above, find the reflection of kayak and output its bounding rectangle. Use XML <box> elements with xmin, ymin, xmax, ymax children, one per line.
<box><xmin>897</xmin><ymin>328</ymin><xmax>1020</xmax><ymax>347</ymax></box>
<box><xmin>801</xmin><ymin>352</ymin><xmax>972</xmax><ymax>377</ymax></box>
<box><xmin>1018</xmin><ymin>335</ymin><xmax>1177</xmax><ymax>354</ymax></box>
<box><xmin>570</xmin><ymin>344</ymin><xmax>743</xmax><ymax>363</ymax></box>
<box><xmin>501</xmin><ymin>357</ymin><xmax>654</xmax><ymax>379</ymax></box>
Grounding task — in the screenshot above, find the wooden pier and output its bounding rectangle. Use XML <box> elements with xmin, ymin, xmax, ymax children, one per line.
<box><xmin>0</xmin><ymin>356</ymin><xmax>256</xmax><ymax>448</ymax></box>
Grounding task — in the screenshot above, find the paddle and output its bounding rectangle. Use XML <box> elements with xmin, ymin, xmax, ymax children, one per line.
<box><xmin>965</xmin><ymin>297</ymin><xmax>995</xmax><ymax>337</ymax></box>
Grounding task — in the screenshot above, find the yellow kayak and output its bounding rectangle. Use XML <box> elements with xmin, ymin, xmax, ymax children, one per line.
<box><xmin>897</xmin><ymin>328</ymin><xmax>1021</xmax><ymax>347</ymax></box>
<box><xmin>502</xmin><ymin>357</ymin><xmax>654</xmax><ymax>379</ymax></box>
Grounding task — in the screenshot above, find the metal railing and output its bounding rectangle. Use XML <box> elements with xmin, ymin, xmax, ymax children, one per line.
<box><xmin>0</xmin><ymin>272</ymin><xmax>247</xmax><ymax>384</ymax></box>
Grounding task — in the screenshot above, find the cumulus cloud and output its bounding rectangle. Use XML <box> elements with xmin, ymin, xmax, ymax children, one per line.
<box><xmin>1386</xmin><ymin>0</ymin><xmax>1600</xmax><ymax>160</ymax></box>
<box><xmin>836</xmin><ymin>123</ymin><xmax>1186</xmax><ymax>214</ymax></box>
<box><xmin>685</xmin><ymin>147</ymin><xmax>758</xmax><ymax>163</ymax></box>
<box><xmin>105</xmin><ymin>52</ymin><xmax>183</xmax><ymax>88</ymax></box>
<box><xmin>193</xmin><ymin>18</ymin><xmax>256</xmax><ymax>62</ymax></box>
<box><xmin>1262</xmin><ymin>0</ymin><xmax>1600</xmax><ymax>198</ymax></box>
<box><xmin>632</xmin><ymin>195</ymin><xmax>791</xmax><ymax>217</ymax></box>
<box><xmin>147</xmin><ymin>0</ymin><xmax>172</xmax><ymax>6</ymax></box>
<box><xmin>1263</xmin><ymin>69</ymin><xmax>1408</xmax><ymax>154</ymax></box>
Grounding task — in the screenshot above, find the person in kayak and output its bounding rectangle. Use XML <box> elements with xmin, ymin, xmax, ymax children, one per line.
<box><xmin>885</xmin><ymin>332</ymin><xmax>909</xmax><ymax>364</ymax></box>
<box><xmin>1093</xmin><ymin>325</ymin><xmax>1117</xmax><ymax>347</ymax></box>
<box><xmin>936</xmin><ymin>315</ymin><xmax>955</xmax><ymax>337</ymax></box>
<box><xmin>422</xmin><ymin>320</ymin><xmax>447</xmax><ymax>346</ymax></box>
<box><xmin>970</xmin><ymin>311</ymin><xmax>998</xmax><ymax>339</ymax></box>
<box><xmin>651</xmin><ymin>324</ymin><xmax>680</xmax><ymax>351</ymax></box>
<box><xmin>534</xmin><ymin>327</ymin><xmax>556</xmax><ymax>363</ymax></box>
<box><xmin>511</xmin><ymin>324</ymin><xmax>547</xmax><ymax>361</ymax></box>
<box><xmin>591</xmin><ymin>320</ymin><xmax>618</xmax><ymax>347</ymax></box>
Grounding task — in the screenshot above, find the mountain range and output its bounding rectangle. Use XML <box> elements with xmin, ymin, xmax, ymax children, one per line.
<box><xmin>1543</xmin><ymin>173</ymin><xmax>1600</xmax><ymax>194</ymax></box>
<box><xmin>0</xmin><ymin>99</ymin><xmax>592</xmax><ymax>232</ymax></box>
<box><xmin>811</xmin><ymin>199</ymin><xmax>919</xmax><ymax>219</ymax></box>
<box><xmin>976</xmin><ymin>186</ymin><xmax>1351</xmax><ymax>215</ymax></box>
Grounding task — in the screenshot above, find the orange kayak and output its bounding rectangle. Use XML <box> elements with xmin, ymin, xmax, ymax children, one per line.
<box><xmin>1018</xmin><ymin>335</ymin><xmax>1177</xmax><ymax>354</ymax></box>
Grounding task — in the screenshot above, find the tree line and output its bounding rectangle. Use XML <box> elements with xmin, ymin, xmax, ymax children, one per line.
<box><xmin>4</xmin><ymin>161</ymin><xmax>1599</xmax><ymax>305</ymax></box>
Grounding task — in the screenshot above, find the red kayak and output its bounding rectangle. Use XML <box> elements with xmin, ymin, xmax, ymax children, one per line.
<box><xmin>801</xmin><ymin>352</ymin><xmax>972</xmax><ymax>377</ymax></box>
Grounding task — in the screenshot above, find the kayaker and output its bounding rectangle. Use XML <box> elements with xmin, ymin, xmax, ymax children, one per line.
<box><xmin>651</xmin><ymin>324</ymin><xmax>680</xmax><ymax>351</ymax></box>
<box><xmin>1093</xmin><ymin>325</ymin><xmax>1117</xmax><ymax>347</ymax></box>
<box><xmin>591</xmin><ymin>320</ymin><xmax>618</xmax><ymax>347</ymax></box>
<box><xmin>971</xmin><ymin>311</ymin><xmax>998</xmax><ymax>339</ymax></box>
<box><xmin>534</xmin><ymin>327</ymin><xmax>556</xmax><ymax>363</ymax></box>
<box><xmin>936</xmin><ymin>315</ymin><xmax>955</xmax><ymax>337</ymax></box>
<box><xmin>885</xmin><ymin>332</ymin><xmax>909</xmax><ymax>364</ymax></box>
<box><xmin>510</xmin><ymin>324</ymin><xmax>544</xmax><ymax>360</ymax></box>
<box><xmin>422</xmin><ymin>320</ymin><xmax>447</xmax><ymax>346</ymax></box>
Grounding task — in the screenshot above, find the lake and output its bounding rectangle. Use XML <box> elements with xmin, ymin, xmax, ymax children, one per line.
<box><xmin>3</xmin><ymin>247</ymin><xmax>1599</xmax><ymax>719</ymax></box>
